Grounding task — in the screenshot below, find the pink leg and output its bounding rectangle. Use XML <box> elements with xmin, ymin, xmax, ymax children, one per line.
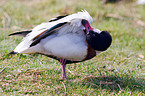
<box><xmin>60</xmin><ymin>58</ymin><xmax>67</xmax><ymax>79</ymax></box>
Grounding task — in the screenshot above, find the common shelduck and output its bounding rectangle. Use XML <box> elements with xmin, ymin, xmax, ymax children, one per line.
<box><xmin>9</xmin><ymin>10</ymin><xmax>112</xmax><ymax>79</ymax></box>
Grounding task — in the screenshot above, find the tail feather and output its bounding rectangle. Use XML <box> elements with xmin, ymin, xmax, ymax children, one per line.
<box><xmin>9</xmin><ymin>31</ymin><xmax>31</xmax><ymax>37</ymax></box>
<box><xmin>9</xmin><ymin>51</ymin><xmax>18</xmax><ymax>55</ymax></box>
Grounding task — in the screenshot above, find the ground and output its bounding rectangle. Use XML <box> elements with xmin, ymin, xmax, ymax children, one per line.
<box><xmin>0</xmin><ymin>0</ymin><xmax>145</xmax><ymax>95</ymax></box>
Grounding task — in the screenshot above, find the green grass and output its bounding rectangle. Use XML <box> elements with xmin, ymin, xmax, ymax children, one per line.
<box><xmin>0</xmin><ymin>0</ymin><xmax>145</xmax><ymax>95</ymax></box>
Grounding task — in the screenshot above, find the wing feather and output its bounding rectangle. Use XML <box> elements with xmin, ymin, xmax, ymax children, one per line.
<box><xmin>30</xmin><ymin>22</ymin><xmax>67</xmax><ymax>47</ymax></box>
<box><xmin>49</xmin><ymin>15</ymin><xmax>68</xmax><ymax>22</ymax></box>
<box><xmin>9</xmin><ymin>31</ymin><xmax>31</xmax><ymax>37</ymax></box>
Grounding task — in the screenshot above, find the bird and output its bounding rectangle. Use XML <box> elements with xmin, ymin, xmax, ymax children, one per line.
<box><xmin>137</xmin><ymin>0</ymin><xmax>145</xmax><ymax>5</ymax></box>
<box><xmin>9</xmin><ymin>10</ymin><xmax>112</xmax><ymax>79</ymax></box>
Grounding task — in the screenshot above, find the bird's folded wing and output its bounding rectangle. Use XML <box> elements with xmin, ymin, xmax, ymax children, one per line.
<box><xmin>30</xmin><ymin>22</ymin><xmax>68</xmax><ymax>47</ymax></box>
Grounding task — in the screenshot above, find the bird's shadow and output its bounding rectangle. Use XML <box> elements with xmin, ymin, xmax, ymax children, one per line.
<box><xmin>80</xmin><ymin>75</ymin><xmax>145</xmax><ymax>93</ymax></box>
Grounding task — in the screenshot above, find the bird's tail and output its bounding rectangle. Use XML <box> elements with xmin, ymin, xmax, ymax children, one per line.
<box><xmin>9</xmin><ymin>51</ymin><xmax>18</xmax><ymax>55</ymax></box>
<box><xmin>8</xmin><ymin>31</ymin><xmax>32</xmax><ymax>55</ymax></box>
<box><xmin>8</xmin><ymin>30</ymin><xmax>31</xmax><ymax>37</ymax></box>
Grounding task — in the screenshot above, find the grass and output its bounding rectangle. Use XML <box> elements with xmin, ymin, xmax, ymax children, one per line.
<box><xmin>0</xmin><ymin>0</ymin><xmax>145</xmax><ymax>95</ymax></box>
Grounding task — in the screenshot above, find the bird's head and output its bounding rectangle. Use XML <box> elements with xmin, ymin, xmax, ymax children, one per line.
<box><xmin>81</xmin><ymin>19</ymin><xmax>112</xmax><ymax>51</ymax></box>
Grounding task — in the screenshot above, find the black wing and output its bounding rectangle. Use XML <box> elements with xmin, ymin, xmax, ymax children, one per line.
<box><xmin>9</xmin><ymin>31</ymin><xmax>31</xmax><ymax>37</ymax></box>
<box><xmin>49</xmin><ymin>15</ymin><xmax>68</xmax><ymax>22</ymax></box>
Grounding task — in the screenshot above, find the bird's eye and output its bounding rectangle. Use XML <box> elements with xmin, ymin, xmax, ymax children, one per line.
<box><xmin>88</xmin><ymin>27</ymin><xmax>89</xmax><ymax>29</ymax></box>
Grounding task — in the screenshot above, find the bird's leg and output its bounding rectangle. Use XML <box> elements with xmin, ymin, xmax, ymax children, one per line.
<box><xmin>60</xmin><ymin>58</ymin><xmax>67</xmax><ymax>79</ymax></box>
<box><xmin>62</xmin><ymin>64</ymin><xmax>67</xmax><ymax>79</ymax></box>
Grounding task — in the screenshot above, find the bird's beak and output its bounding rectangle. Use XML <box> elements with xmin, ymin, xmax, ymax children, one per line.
<box><xmin>81</xmin><ymin>19</ymin><xmax>93</xmax><ymax>34</ymax></box>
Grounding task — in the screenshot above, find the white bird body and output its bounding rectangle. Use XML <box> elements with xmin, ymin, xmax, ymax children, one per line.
<box><xmin>13</xmin><ymin>10</ymin><xmax>93</xmax><ymax>61</ymax></box>
<box><xmin>9</xmin><ymin>10</ymin><xmax>112</xmax><ymax>79</ymax></box>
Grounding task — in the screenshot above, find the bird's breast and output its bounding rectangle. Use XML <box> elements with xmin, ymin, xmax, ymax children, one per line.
<box><xmin>40</xmin><ymin>32</ymin><xmax>88</xmax><ymax>61</ymax></box>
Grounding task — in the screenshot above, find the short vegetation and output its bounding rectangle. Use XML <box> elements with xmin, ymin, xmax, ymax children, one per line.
<box><xmin>0</xmin><ymin>0</ymin><xmax>145</xmax><ymax>95</ymax></box>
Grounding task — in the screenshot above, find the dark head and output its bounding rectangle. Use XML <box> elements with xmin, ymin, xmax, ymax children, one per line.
<box><xmin>82</xmin><ymin>19</ymin><xmax>112</xmax><ymax>51</ymax></box>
